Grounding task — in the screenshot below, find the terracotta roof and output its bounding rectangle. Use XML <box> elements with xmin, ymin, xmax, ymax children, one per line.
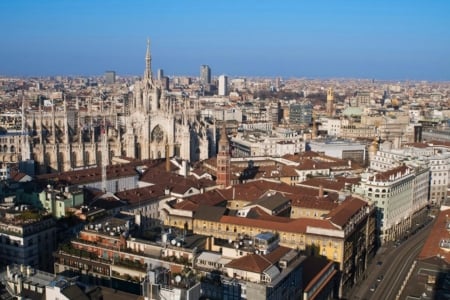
<box><xmin>325</xmin><ymin>197</ymin><xmax>368</xmax><ymax>227</ymax></box>
<box><xmin>418</xmin><ymin>208</ymin><xmax>450</xmax><ymax>263</ymax></box>
<box><xmin>371</xmin><ymin>165</ymin><xmax>411</xmax><ymax>181</ymax></box>
<box><xmin>225</xmin><ymin>253</ymin><xmax>272</xmax><ymax>273</ymax></box>
<box><xmin>251</xmin><ymin>192</ymin><xmax>290</xmax><ymax>211</ymax></box>
<box><xmin>404</xmin><ymin>142</ymin><xmax>429</xmax><ymax>148</ymax></box>
<box><xmin>173</xmin><ymin>190</ymin><xmax>228</xmax><ymax>211</ymax></box>
<box><xmin>194</xmin><ymin>205</ymin><xmax>227</xmax><ymax>222</ymax></box>
<box><xmin>115</xmin><ymin>186</ymin><xmax>165</xmax><ymax>204</ymax></box>
<box><xmin>427</xmin><ymin>140</ymin><xmax>450</xmax><ymax>148</ymax></box>
<box><xmin>299</xmin><ymin>178</ymin><xmax>351</xmax><ymax>192</ymax></box>
<box><xmin>140</xmin><ymin>163</ymin><xmax>216</xmax><ymax>195</ymax></box>
<box><xmin>225</xmin><ymin>246</ymin><xmax>291</xmax><ymax>273</ymax></box>
<box><xmin>36</xmin><ymin>162</ymin><xmax>139</xmax><ymax>185</ymax></box>
<box><xmin>290</xmin><ymin>193</ymin><xmax>339</xmax><ymax>211</ymax></box>
<box><xmin>172</xmin><ymin>199</ymin><xmax>198</xmax><ymax>211</ymax></box>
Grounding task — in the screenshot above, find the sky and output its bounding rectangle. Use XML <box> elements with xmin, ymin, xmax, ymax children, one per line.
<box><xmin>1</xmin><ymin>0</ymin><xmax>449</xmax><ymax>80</ymax></box>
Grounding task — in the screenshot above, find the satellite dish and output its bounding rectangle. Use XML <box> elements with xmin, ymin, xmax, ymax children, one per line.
<box><xmin>171</xmin><ymin>239</ymin><xmax>177</xmax><ymax>246</ymax></box>
<box><xmin>175</xmin><ymin>275</ymin><xmax>182</xmax><ymax>283</ymax></box>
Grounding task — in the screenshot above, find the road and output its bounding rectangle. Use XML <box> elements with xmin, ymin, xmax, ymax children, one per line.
<box><xmin>347</xmin><ymin>216</ymin><xmax>435</xmax><ymax>300</ymax></box>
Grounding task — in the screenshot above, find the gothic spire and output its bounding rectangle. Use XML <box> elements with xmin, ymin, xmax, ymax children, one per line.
<box><xmin>145</xmin><ymin>38</ymin><xmax>152</xmax><ymax>81</ymax></box>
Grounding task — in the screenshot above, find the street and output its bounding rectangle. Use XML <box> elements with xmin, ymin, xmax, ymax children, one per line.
<box><xmin>346</xmin><ymin>215</ymin><xmax>435</xmax><ymax>300</ymax></box>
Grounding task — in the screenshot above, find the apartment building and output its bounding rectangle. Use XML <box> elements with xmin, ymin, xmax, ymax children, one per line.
<box><xmin>354</xmin><ymin>165</ymin><xmax>429</xmax><ymax>244</ymax></box>
<box><xmin>0</xmin><ymin>209</ymin><xmax>56</xmax><ymax>272</ymax></box>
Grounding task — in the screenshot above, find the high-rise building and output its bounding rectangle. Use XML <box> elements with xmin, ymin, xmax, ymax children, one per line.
<box><xmin>218</xmin><ymin>75</ymin><xmax>228</xmax><ymax>96</ymax></box>
<box><xmin>104</xmin><ymin>71</ymin><xmax>116</xmax><ymax>84</ymax></box>
<box><xmin>289</xmin><ymin>101</ymin><xmax>312</xmax><ymax>126</ymax></box>
<box><xmin>200</xmin><ymin>65</ymin><xmax>211</xmax><ymax>85</ymax></box>
<box><xmin>157</xmin><ymin>68</ymin><xmax>164</xmax><ymax>81</ymax></box>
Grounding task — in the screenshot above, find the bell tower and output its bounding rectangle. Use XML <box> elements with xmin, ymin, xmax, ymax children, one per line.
<box><xmin>326</xmin><ymin>87</ymin><xmax>334</xmax><ymax>117</ymax></box>
<box><xmin>216</xmin><ymin>124</ymin><xmax>231</xmax><ymax>188</ymax></box>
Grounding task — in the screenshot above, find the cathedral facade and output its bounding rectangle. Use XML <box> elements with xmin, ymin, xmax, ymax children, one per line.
<box><xmin>21</xmin><ymin>41</ymin><xmax>216</xmax><ymax>174</ymax></box>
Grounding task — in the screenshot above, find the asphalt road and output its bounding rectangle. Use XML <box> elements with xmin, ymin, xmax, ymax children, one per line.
<box><xmin>347</xmin><ymin>216</ymin><xmax>435</xmax><ymax>300</ymax></box>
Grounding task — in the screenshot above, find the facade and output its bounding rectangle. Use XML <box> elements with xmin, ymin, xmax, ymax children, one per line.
<box><xmin>20</xmin><ymin>40</ymin><xmax>216</xmax><ymax>174</ymax></box>
<box><xmin>231</xmin><ymin>132</ymin><xmax>304</xmax><ymax>157</ymax></box>
<box><xmin>289</xmin><ymin>101</ymin><xmax>312</xmax><ymax>126</ymax></box>
<box><xmin>165</xmin><ymin>181</ymin><xmax>376</xmax><ymax>297</ymax></box>
<box><xmin>224</xmin><ymin>247</ymin><xmax>304</xmax><ymax>300</ymax></box>
<box><xmin>38</xmin><ymin>185</ymin><xmax>84</xmax><ymax>219</ymax></box>
<box><xmin>354</xmin><ymin>165</ymin><xmax>429</xmax><ymax>244</ymax></box>
<box><xmin>308</xmin><ymin>139</ymin><xmax>368</xmax><ymax>166</ymax></box>
<box><xmin>218</xmin><ymin>75</ymin><xmax>228</xmax><ymax>96</ymax></box>
<box><xmin>0</xmin><ymin>212</ymin><xmax>57</xmax><ymax>271</ymax></box>
<box><xmin>370</xmin><ymin>144</ymin><xmax>450</xmax><ymax>205</ymax></box>
<box><xmin>104</xmin><ymin>71</ymin><xmax>116</xmax><ymax>85</ymax></box>
<box><xmin>200</xmin><ymin>65</ymin><xmax>211</xmax><ymax>85</ymax></box>
<box><xmin>319</xmin><ymin>117</ymin><xmax>342</xmax><ymax>137</ymax></box>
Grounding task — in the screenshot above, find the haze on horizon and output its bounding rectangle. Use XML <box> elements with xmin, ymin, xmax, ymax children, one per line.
<box><xmin>1</xmin><ymin>0</ymin><xmax>449</xmax><ymax>81</ymax></box>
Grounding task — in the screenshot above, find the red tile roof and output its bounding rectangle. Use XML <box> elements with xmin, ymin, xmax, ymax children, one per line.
<box><xmin>418</xmin><ymin>208</ymin><xmax>450</xmax><ymax>263</ymax></box>
<box><xmin>325</xmin><ymin>197</ymin><xmax>368</xmax><ymax>227</ymax></box>
<box><xmin>225</xmin><ymin>246</ymin><xmax>291</xmax><ymax>273</ymax></box>
<box><xmin>370</xmin><ymin>165</ymin><xmax>411</xmax><ymax>181</ymax></box>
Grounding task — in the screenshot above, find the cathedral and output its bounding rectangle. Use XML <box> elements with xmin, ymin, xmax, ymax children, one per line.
<box><xmin>22</xmin><ymin>40</ymin><xmax>216</xmax><ymax>174</ymax></box>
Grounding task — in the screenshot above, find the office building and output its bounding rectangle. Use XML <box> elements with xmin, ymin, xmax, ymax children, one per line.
<box><xmin>218</xmin><ymin>75</ymin><xmax>228</xmax><ymax>96</ymax></box>
<box><xmin>104</xmin><ymin>71</ymin><xmax>115</xmax><ymax>84</ymax></box>
<box><xmin>200</xmin><ymin>65</ymin><xmax>211</xmax><ymax>85</ymax></box>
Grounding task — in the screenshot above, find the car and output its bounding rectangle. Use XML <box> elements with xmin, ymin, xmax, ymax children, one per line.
<box><xmin>376</xmin><ymin>261</ymin><xmax>383</xmax><ymax>266</ymax></box>
<box><xmin>377</xmin><ymin>275</ymin><xmax>384</xmax><ymax>282</ymax></box>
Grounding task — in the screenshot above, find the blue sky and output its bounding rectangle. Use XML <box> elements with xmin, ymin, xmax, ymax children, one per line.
<box><xmin>1</xmin><ymin>0</ymin><xmax>449</xmax><ymax>80</ymax></box>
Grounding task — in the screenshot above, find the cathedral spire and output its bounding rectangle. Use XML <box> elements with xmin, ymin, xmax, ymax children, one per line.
<box><xmin>145</xmin><ymin>38</ymin><xmax>152</xmax><ymax>81</ymax></box>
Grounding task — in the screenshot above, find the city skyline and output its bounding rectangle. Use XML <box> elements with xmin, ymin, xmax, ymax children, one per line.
<box><xmin>1</xmin><ymin>0</ymin><xmax>449</xmax><ymax>80</ymax></box>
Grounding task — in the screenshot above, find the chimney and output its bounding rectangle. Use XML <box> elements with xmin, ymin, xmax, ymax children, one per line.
<box><xmin>319</xmin><ymin>185</ymin><xmax>324</xmax><ymax>198</ymax></box>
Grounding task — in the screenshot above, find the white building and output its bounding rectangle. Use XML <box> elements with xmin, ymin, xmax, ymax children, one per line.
<box><xmin>354</xmin><ymin>165</ymin><xmax>429</xmax><ymax>244</ymax></box>
<box><xmin>319</xmin><ymin>117</ymin><xmax>342</xmax><ymax>137</ymax></box>
<box><xmin>231</xmin><ymin>132</ymin><xmax>304</xmax><ymax>157</ymax></box>
<box><xmin>218</xmin><ymin>75</ymin><xmax>228</xmax><ymax>96</ymax></box>
<box><xmin>370</xmin><ymin>143</ymin><xmax>450</xmax><ymax>205</ymax></box>
<box><xmin>308</xmin><ymin>139</ymin><xmax>368</xmax><ymax>166</ymax></box>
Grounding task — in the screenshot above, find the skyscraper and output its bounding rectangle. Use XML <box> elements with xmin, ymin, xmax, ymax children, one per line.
<box><xmin>104</xmin><ymin>71</ymin><xmax>116</xmax><ymax>84</ymax></box>
<box><xmin>157</xmin><ymin>68</ymin><xmax>164</xmax><ymax>81</ymax></box>
<box><xmin>218</xmin><ymin>75</ymin><xmax>228</xmax><ymax>96</ymax></box>
<box><xmin>200</xmin><ymin>65</ymin><xmax>211</xmax><ymax>85</ymax></box>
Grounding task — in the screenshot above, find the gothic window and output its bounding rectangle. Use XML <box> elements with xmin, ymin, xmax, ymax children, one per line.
<box><xmin>151</xmin><ymin>125</ymin><xmax>164</xmax><ymax>143</ymax></box>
